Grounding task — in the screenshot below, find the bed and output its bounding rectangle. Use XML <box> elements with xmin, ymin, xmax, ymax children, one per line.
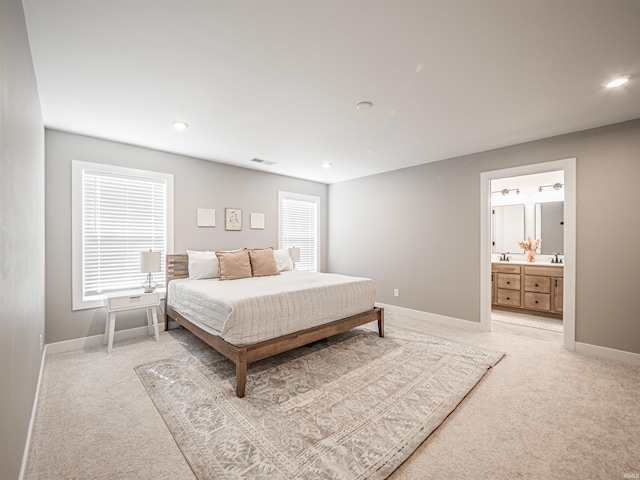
<box><xmin>165</xmin><ymin>253</ymin><xmax>384</xmax><ymax>397</ymax></box>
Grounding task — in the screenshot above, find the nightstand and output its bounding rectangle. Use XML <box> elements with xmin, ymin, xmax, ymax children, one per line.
<box><xmin>104</xmin><ymin>291</ymin><xmax>161</xmax><ymax>353</ymax></box>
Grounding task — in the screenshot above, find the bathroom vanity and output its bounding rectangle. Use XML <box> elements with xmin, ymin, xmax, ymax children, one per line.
<box><xmin>492</xmin><ymin>262</ymin><xmax>563</xmax><ymax>319</ymax></box>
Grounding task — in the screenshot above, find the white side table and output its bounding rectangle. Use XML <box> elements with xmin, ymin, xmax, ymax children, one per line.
<box><xmin>104</xmin><ymin>291</ymin><xmax>161</xmax><ymax>353</ymax></box>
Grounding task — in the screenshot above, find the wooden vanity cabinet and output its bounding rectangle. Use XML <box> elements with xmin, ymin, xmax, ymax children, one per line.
<box><xmin>492</xmin><ymin>263</ymin><xmax>563</xmax><ymax>318</ymax></box>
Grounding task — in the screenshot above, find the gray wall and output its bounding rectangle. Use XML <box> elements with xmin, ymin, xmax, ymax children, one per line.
<box><xmin>328</xmin><ymin>118</ymin><xmax>640</xmax><ymax>354</ymax></box>
<box><xmin>0</xmin><ymin>0</ymin><xmax>46</xmax><ymax>478</ymax></box>
<box><xmin>45</xmin><ymin>130</ymin><xmax>328</xmax><ymax>343</ymax></box>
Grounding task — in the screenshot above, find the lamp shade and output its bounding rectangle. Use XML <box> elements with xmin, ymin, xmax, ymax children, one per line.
<box><xmin>289</xmin><ymin>247</ymin><xmax>301</xmax><ymax>263</ymax></box>
<box><xmin>140</xmin><ymin>251</ymin><xmax>161</xmax><ymax>273</ymax></box>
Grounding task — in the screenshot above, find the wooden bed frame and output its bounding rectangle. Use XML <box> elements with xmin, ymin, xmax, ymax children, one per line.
<box><xmin>164</xmin><ymin>254</ymin><xmax>384</xmax><ymax>398</ymax></box>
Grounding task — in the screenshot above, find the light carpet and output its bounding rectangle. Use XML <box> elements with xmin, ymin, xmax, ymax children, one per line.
<box><xmin>135</xmin><ymin>326</ymin><xmax>503</xmax><ymax>479</ymax></box>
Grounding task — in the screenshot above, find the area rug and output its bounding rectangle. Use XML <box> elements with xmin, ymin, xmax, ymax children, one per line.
<box><xmin>135</xmin><ymin>326</ymin><xmax>503</xmax><ymax>479</ymax></box>
<box><xmin>492</xmin><ymin>310</ymin><xmax>563</xmax><ymax>332</ymax></box>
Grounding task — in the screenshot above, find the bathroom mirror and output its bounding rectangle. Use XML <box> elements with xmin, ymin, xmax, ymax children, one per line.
<box><xmin>535</xmin><ymin>202</ymin><xmax>564</xmax><ymax>254</ymax></box>
<box><xmin>492</xmin><ymin>205</ymin><xmax>525</xmax><ymax>254</ymax></box>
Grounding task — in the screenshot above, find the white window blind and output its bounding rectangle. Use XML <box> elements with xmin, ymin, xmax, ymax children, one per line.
<box><xmin>279</xmin><ymin>192</ymin><xmax>319</xmax><ymax>272</ymax></box>
<box><xmin>72</xmin><ymin>161</ymin><xmax>174</xmax><ymax>310</ymax></box>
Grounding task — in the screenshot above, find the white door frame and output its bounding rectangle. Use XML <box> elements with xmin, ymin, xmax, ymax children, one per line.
<box><xmin>480</xmin><ymin>158</ymin><xmax>576</xmax><ymax>351</ymax></box>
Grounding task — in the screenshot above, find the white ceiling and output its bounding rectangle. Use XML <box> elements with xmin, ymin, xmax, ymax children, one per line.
<box><xmin>23</xmin><ymin>0</ymin><xmax>640</xmax><ymax>184</ymax></box>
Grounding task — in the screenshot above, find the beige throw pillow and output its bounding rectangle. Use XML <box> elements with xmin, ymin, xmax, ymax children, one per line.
<box><xmin>216</xmin><ymin>249</ymin><xmax>252</xmax><ymax>280</ymax></box>
<box><xmin>248</xmin><ymin>248</ymin><xmax>280</xmax><ymax>277</ymax></box>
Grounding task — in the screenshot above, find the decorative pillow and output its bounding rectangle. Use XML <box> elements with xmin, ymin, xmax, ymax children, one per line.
<box><xmin>186</xmin><ymin>250</ymin><xmax>220</xmax><ymax>279</ymax></box>
<box><xmin>248</xmin><ymin>248</ymin><xmax>280</xmax><ymax>277</ymax></box>
<box><xmin>216</xmin><ymin>249</ymin><xmax>252</xmax><ymax>280</ymax></box>
<box><xmin>273</xmin><ymin>248</ymin><xmax>294</xmax><ymax>272</ymax></box>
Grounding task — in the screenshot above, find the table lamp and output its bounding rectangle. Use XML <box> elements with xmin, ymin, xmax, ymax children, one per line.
<box><xmin>289</xmin><ymin>247</ymin><xmax>301</xmax><ymax>270</ymax></box>
<box><xmin>140</xmin><ymin>250</ymin><xmax>161</xmax><ymax>293</ymax></box>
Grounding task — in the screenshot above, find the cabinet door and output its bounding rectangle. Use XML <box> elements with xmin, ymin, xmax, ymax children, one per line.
<box><xmin>554</xmin><ymin>278</ymin><xmax>564</xmax><ymax>313</ymax></box>
<box><xmin>491</xmin><ymin>273</ymin><xmax>495</xmax><ymax>304</ymax></box>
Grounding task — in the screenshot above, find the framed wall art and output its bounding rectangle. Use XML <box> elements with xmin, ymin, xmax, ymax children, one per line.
<box><xmin>225</xmin><ymin>208</ymin><xmax>242</xmax><ymax>231</ymax></box>
<box><xmin>197</xmin><ymin>208</ymin><xmax>216</xmax><ymax>227</ymax></box>
<box><xmin>250</xmin><ymin>212</ymin><xmax>265</xmax><ymax>230</ymax></box>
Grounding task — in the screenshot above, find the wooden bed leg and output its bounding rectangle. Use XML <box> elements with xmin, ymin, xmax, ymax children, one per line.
<box><xmin>236</xmin><ymin>350</ymin><xmax>247</xmax><ymax>398</ymax></box>
<box><xmin>378</xmin><ymin>308</ymin><xmax>385</xmax><ymax>338</ymax></box>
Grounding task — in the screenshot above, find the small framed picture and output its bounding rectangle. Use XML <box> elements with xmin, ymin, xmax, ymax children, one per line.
<box><xmin>225</xmin><ymin>208</ymin><xmax>242</xmax><ymax>231</ymax></box>
<box><xmin>197</xmin><ymin>208</ymin><xmax>216</xmax><ymax>227</ymax></box>
<box><xmin>250</xmin><ymin>213</ymin><xmax>265</xmax><ymax>230</ymax></box>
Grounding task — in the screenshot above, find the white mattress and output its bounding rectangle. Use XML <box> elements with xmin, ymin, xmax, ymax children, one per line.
<box><xmin>167</xmin><ymin>271</ymin><xmax>376</xmax><ymax>346</ymax></box>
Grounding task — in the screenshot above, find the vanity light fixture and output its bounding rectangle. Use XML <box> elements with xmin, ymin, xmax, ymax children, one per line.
<box><xmin>605</xmin><ymin>76</ymin><xmax>630</xmax><ymax>88</ymax></box>
<box><xmin>532</xmin><ymin>182</ymin><xmax>564</xmax><ymax>203</ymax></box>
<box><xmin>537</xmin><ymin>182</ymin><xmax>563</xmax><ymax>192</ymax></box>
<box><xmin>491</xmin><ymin>188</ymin><xmax>521</xmax><ymax>196</ymax></box>
<box><xmin>491</xmin><ymin>187</ymin><xmax>526</xmax><ymax>206</ymax></box>
<box><xmin>172</xmin><ymin>120</ymin><xmax>189</xmax><ymax>130</ymax></box>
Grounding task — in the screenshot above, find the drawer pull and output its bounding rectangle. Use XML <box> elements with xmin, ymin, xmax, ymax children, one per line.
<box><xmin>506</xmin><ymin>281</ymin><xmax>510</xmax><ymax>285</ymax></box>
<box><xmin>535</xmin><ymin>283</ymin><xmax>539</xmax><ymax>287</ymax></box>
<box><xmin>535</xmin><ymin>300</ymin><xmax>539</xmax><ymax>304</ymax></box>
<box><xmin>130</xmin><ymin>296</ymin><xmax>141</xmax><ymax>299</ymax></box>
<box><xmin>506</xmin><ymin>297</ymin><xmax>510</xmax><ymax>300</ymax></box>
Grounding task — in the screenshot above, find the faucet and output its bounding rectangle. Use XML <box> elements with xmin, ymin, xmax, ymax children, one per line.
<box><xmin>499</xmin><ymin>252</ymin><xmax>510</xmax><ymax>262</ymax></box>
<box><xmin>551</xmin><ymin>253</ymin><xmax>563</xmax><ymax>264</ymax></box>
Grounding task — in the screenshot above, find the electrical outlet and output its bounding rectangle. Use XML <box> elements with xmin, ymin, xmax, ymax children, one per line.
<box><xmin>393</xmin><ymin>288</ymin><xmax>399</xmax><ymax>297</ymax></box>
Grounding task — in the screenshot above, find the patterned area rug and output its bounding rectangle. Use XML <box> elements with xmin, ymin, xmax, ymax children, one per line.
<box><xmin>135</xmin><ymin>326</ymin><xmax>503</xmax><ymax>479</ymax></box>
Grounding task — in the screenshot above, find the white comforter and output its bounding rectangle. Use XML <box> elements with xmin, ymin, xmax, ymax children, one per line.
<box><xmin>167</xmin><ymin>271</ymin><xmax>376</xmax><ymax>346</ymax></box>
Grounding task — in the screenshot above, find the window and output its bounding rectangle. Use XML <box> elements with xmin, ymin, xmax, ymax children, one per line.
<box><xmin>278</xmin><ymin>191</ymin><xmax>320</xmax><ymax>272</ymax></box>
<box><xmin>72</xmin><ymin>161</ymin><xmax>174</xmax><ymax>310</ymax></box>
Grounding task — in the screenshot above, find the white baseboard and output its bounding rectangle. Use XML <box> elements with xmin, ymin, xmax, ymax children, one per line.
<box><xmin>575</xmin><ymin>342</ymin><xmax>640</xmax><ymax>367</ymax></box>
<box><xmin>46</xmin><ymin>324</ymin><xmax>163</xmax><ymax>355</ymax></box>
<box><xmin>376</xmin><ymin>303</ymin><xmax>487</xmax><ymax>331</ymax></box>
<box><xmin>19</xmin><ymin>345</ymin><xmax>47</xmax><ymax>480</ymax></box>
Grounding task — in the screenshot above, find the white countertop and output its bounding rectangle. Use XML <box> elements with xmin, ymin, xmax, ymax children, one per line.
<box><xmin>492</xmin><ymin>260</ymin><xmax>563</xmax><ymax>266</ymax></box>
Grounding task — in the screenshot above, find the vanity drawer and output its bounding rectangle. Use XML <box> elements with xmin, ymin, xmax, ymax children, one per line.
<box><xmin>497</xmin><ymin>274</ymin><xmax>520</xmax><ymax>291</ymax></box>
<box><xmin>492</xmin><ymin>264</ymin><xmax>521</xmax><ymax>274</ymax></box>
<box><xmin>524</xmin><ymin>265</ymin><xmax>563</xmax><ymax>277</ymax></box>
<box><xmin>524</xmin><ymin>275</ymin><xmax>551</xmax><ymax>293</ymax></box>
<box><xmin>524</xmin><ymin>292</ymin><xmax>551</xmax><ymax>311</ymax></box>
<box><xmin>496</xmin><ymin>289</ymin><xmax>521</xmax><ymax>307</ymax></box>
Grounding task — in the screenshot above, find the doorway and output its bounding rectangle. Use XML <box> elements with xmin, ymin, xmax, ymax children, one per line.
<box><xmin>491</xmin><ymin>171</ymin><xmax>564</xmax><ymax>335</ymax></box>
<box><xmin>480</xmin><ymin>159</ymin><xmax>576</xmax><ymax>351</ymax></box>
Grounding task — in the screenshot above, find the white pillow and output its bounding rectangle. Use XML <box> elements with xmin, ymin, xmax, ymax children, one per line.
<box><xmin>274</xmin><ymin>248</ymin><xmax>293</xmax><ymax>272</ymax></box>
<box><xmin>186</xmin><ymin>250</ymin><xmax>220</xmax><ymax>279</ymax></box>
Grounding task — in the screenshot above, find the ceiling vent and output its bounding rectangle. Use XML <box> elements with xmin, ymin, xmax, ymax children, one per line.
<box><xmin>251</xmin><ymin>158</ymin><xmax>277</xmax><ymax>166</ymax></box>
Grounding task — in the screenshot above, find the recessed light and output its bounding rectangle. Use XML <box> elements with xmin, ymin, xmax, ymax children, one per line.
<box><xmin>605</xmin><ymin>76</ymin><xmax>630</xmax><ymax>88</ymax></box>
<box><xmin>173</xmin><ymin>120</ymin><xmax>189</xmax><ymax>130</ymax></box>
<box><xmin>322</xmin><ymin>162</ymin><xmax>332</xmax><ymax>169</ymax></box>
<box><xmin>356</xmin><ymin>101</ymin><xmax>373</xmax><ymax>111</ymax></box>
<box><xmin>251</xmin><ymin>158</ymin><xmax>277</xmax><ymax>166</ymax></box>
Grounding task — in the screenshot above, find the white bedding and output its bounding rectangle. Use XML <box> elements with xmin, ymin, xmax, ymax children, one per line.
<box><xmin>167</xmin><ymin>271</ymin><xmax>376</xmax><ymax>346</ymax></box>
